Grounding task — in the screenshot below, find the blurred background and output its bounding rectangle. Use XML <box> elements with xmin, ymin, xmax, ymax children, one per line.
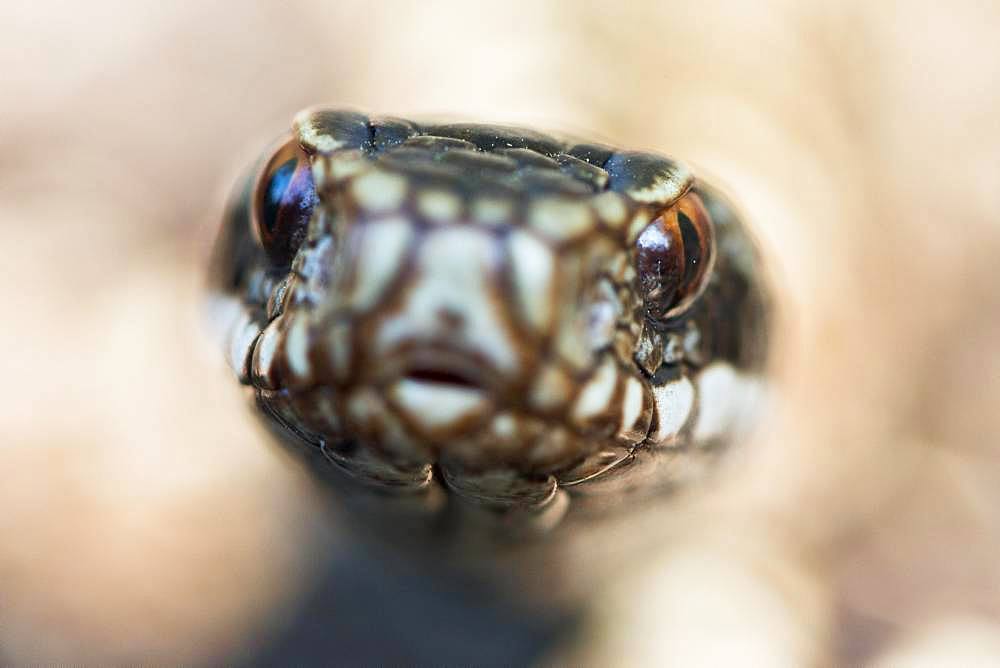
<box><xmin>2</xmin><ymin>0</ymin><xmax>999</xmax><ymax>665</ymax></box>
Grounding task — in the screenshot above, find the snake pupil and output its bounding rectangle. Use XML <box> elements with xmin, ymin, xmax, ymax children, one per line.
<box><xmin>635</xmin><ymin>192</ymin><xmax>716</xmax><ymax>321</ymax></box>
<box><xmin>677</xmin><ymin>209</ymin><xmax>702</xmax><ymax>285</ymax></box>
<box><xmin>262</xmin><ymin>158</ymin><xmax>298</xmax><ymax>234</ymax></box>
<box><xmin>254</xmin><ymin>139</ymin><xmax>317</xmax><ymax>265</ymax></box>
<box><xmin>636</xmin><ymin>213</ymin><xmax>683</xmax><ymax>320</ymax></box>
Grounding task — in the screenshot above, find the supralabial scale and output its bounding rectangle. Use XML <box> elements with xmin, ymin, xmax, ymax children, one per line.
<box><xmin>209</xmin><ymin>109</ymin><xmax>770</xmax><ymax>544</ymax></box>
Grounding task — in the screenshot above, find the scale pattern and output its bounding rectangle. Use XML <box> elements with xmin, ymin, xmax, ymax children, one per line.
<box><xmin>210</xmin><ymin>109</ymin><xmax>770</xmax><ymax>532</ymax></box>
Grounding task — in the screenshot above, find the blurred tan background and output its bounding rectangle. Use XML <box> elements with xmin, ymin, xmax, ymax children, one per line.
<box><xmin>2</xmin><ymin>0</ymin><xmax>999</xmax><ymax>665</ymax></box>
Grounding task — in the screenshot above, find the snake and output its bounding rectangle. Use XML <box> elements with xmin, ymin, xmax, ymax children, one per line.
<box><xmin>209</xmin><ymin>108</ymin><xmax>770</xmax><ymax>539</ymax></box>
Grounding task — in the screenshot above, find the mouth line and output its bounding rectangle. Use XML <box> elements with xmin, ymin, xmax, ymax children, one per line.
<box><xmin>402</xmin><ymin>366</ymin><xmax>482</xmax><ymax>390</ymax></box>
<box><xmin>375</xmin><ymin>347</ymin><xmax>498</xmax><ymax>393</ymax></box>
<box><xmin>383</xmin><ymin>356</ymin><xmax>497</xmax><ymax>438</ymax></box>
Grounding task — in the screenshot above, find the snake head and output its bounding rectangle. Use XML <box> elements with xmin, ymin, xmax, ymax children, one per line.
<box><xmin>213</xmin><ymin>110</ymin><xmax>730</xmax><ymax>497</ymax></box>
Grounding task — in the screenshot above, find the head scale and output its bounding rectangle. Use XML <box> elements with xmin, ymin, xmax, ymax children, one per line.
<box><xmin>217</xmin><ymin>109</ymin><xmax>717</xmax><ymax>489</ymax></box>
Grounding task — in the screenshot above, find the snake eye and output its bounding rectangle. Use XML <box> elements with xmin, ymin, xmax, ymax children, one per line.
<box><xmin>635</xmin><ymin>191</ymin><xmax>715</xmax><ymax>321</ymax></box>
<box><xmin>252</xmin><ymin>137</ymin><xmax>317</xmax><ymax>265</ymax></box>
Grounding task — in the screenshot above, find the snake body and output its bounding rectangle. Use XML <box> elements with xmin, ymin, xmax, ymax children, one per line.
<box><xmin>210</xmin><ymin>109</ymin><xmax>770</xmax><ymax>535</ymax></box>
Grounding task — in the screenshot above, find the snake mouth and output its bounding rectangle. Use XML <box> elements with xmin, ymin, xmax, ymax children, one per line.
<box><xmin>401</xmin><ymin>366</ymin><xmax>482</xmax><ymax>390</ymax></box>
<box><xmin>382</xmin><ymin>357</ymin><xmax>497</xmax><ymax>440</ymax></box>
<box><xmin>374</xmin><ymin>346</ymin><xmax>503</xmax><ymax>392</ymax></box>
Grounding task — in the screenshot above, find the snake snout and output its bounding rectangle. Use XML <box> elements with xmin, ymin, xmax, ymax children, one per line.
<box><xmin>323</xmin><ymin>216</ymin><xmax>534</xmax><ymax>385</ymax></box>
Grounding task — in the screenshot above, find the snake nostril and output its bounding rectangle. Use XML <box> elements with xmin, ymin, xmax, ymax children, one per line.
<box><xmin>436</xmin><ymin>308</ymin><xmax>465</xmax><ymax>330</ymax></box>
